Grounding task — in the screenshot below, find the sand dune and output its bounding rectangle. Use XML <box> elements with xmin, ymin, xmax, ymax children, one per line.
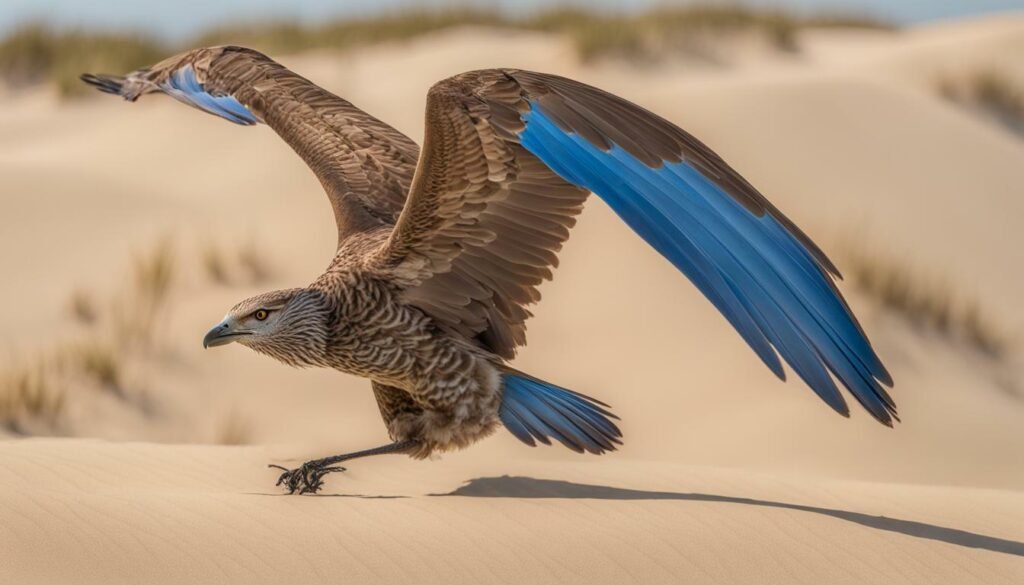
<box><xmin>1</xmin><ymin>440</ymin><xmax>1022</xmax><ymax>585</ymax></box>
<box><xmin>1</xmin><ymin>13</ymin><xmax>1023</xmax><ymax>584</ymax></box>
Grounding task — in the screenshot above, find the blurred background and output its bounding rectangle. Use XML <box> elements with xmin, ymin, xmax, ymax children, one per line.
<box><xmin>1</xmin><ymin>0</ymin><xmax>1022</xmax><ymax>489</ymax></box>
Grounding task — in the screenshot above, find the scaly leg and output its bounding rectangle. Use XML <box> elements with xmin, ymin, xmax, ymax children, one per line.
<box><xmin>269</xmin><ymin>440</ymin><xmax>420</xmax><ymax>494</ymax></box>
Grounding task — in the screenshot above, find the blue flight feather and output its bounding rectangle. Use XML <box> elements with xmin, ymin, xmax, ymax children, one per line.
<box><xmin>517</xmin><ymin>102</ymin><xmax>895</xmax><ymax>425</ymax></box>
<box><xmin>161</xmin><ymin>65</ymin><xmax>257</xmax><ymax>126</ymax></box>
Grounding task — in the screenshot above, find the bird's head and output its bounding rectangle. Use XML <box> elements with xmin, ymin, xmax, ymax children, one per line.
<box><xmin>203</xmin><ymin>287</ymin><xmax>331</xmax><ymax>366</ymax></box>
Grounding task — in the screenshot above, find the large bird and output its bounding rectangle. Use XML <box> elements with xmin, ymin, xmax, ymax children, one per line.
<box><xmin>82</xmin><ymin>46</ymin><xmax>895</xmax><ymax>494</ymax></box>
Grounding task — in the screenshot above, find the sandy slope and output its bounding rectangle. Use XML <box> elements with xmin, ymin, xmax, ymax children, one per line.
<box><xmin>1</xmin><ymin>440</ymin><xmax>1022</xmax><ymax>585</ymax></box>
<box><xmin>1</xmin><ymin>13</ymin><xmax>1024</xmax><ymax>585</ymax></box>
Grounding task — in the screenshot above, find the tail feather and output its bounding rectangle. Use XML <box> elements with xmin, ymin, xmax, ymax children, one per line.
<box><xmin>500</xmin><ymin>372</ymin><xmax>622</xmax><ymax>455</ymax></box>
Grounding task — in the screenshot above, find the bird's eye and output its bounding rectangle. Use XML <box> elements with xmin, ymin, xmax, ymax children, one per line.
<box><xmin>254</xmin><ymin>309</ymin><xmax>269</xmax><ymax>321</ymax></box>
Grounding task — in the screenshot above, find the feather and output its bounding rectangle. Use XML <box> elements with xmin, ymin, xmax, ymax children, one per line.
<box><xmin>518</xmin><ymin>101</ymin><xmax>895</xmax><ymax>424</ymax></box>
<box><xmin>82</xmin><ymin>46</ymin><xmax>421</xmax><ymax>244</ymax></box>
<box><xmin>500</xmin><ymin>373</ymin><xmax>622</xmax><ymax>455</ymax></box>
<box><xmin>161</xmin><ymin>65</ymin><xmax>258</xmax><ymax>125</ymax></box>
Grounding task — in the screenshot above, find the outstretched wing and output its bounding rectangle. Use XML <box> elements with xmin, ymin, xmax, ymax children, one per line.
<box><xmin>82</xmin><ymin>46</ymin><xmax>420</xmax><ymax>243</ymax></box>
<box><xmin>378</xmin><ymin>68</ymin><xmax>896</xmax><ymax>425</ymax></box>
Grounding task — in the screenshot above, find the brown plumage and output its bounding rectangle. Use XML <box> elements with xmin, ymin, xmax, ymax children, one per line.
<box><xmin>82</xmin><ymin>46</ymin><xmax>894</xmax><ymax>494</ymax></box>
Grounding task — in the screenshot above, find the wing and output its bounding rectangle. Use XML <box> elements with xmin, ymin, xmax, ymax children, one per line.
<box><xmin>377</xmin><ymin>69</ymin><xmax>897</xmax><ymax>425</ymax></box>
<box><xmin>82</xmin><ymin>46</ymin><xmax>420</xmax><ymax>243</ymax></box>
<box><xmin>377</xmin><ymin>70</ymin><xmax>591</xmax><ymax>357</ymax></box>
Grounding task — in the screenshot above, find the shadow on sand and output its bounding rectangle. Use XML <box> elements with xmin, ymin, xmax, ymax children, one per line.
<box><xmin>437</xmin><ymin>475</ymin><xmax>1024</xmax><ymax>558</ymax></box>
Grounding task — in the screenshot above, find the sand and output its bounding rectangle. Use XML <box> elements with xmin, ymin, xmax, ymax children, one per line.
<box><xmin>1</xmin><ymin>13</ymin><xmax>1023</xmax><ymax>584</ymax></box>
<box><xmin>2</xmin><ymin>440</ymin><xmax>1022</xmax><ymax>584</ymax></box>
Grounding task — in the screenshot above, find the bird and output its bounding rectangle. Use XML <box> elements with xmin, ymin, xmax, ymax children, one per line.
<box><xmin>82</xmin><ymin>46</ymin><xmax>895</xmax><ymax>494</ymax></box>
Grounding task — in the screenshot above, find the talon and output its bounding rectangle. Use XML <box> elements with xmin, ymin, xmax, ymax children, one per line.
<box><xmin>268</xmin><ymin>464</ymin><xmax>290</xmax><ymax>487</ymax></box>
<box><xmin>268</xmin><ymin>461</ymin><xmax>347</xmax><ymax>494</ymax></box>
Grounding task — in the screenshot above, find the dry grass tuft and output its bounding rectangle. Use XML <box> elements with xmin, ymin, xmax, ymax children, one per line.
<box><xmin>843</xmin><ymin>250</ymin><xmax>1010</xmax><ymax>359</ymax></box>
<box><xmin>201</xmin><ymin>239</ymin><xmax>275</xmax><ymax>285</ymax></box>
<box><xmin>1</xmin><ymin>7</ymin><xmax>894</xmax><ymax>96</ymax></box>
<box><xmin>3</xmin><ymin>236</ymin><xmax>190</xmax><ymax>436</ymax></box>
<box><xmin>938</xmin><ymin>69</ymin><xmax>1024</xmax><ymax>135</ymax></box>
<box><xmin>195</xmin><ymin>8</ymin><xmax>506</xmax><ymax>55</ymax></box>
<box><xmin>0</xmin><ymin>23</ymin><xmax>164</xmax><ymax>96</ymax></box>
<box><xmin>73</xmin><ymin>342</ymin><xmax>123</xmax><ymax>394</ymax></box>
<box><xmin>113</xmin><ymin>238</ymin><xmax>177</xmax><ymax>347</ymax></box>
<box><xmin>0</xmin><ymin>361</ymin><xmax>66</xmax><ymax>431</ymax></box>
<box><xmin>540</xmin><ymin>6</ymin><xmax>804</xmax><ymax>62</ymax></box>
<box><xmin>237</xmin><ymin>241</ymin><xmax>274</xmax><ymax>284</ymax></box>
<box><xmin>134</xmin><ymin>238</ymin><xmax>176</xmax><ymax>309</ymax></box>
<box><xmin>69</xmin><ymin>289</ymin><xmax>99</xmax><ymax>325</ymax></box>
<box><xmin>201</xmin><ymin>241</ymin><xmax>231</xmax><ymax>285</ymax></box>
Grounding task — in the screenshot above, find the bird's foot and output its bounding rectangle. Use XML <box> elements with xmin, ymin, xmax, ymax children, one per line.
<box><xmin>268</xmin><ymin>461</ymin><xmax>346</xmax><ymax>495</ymax></box>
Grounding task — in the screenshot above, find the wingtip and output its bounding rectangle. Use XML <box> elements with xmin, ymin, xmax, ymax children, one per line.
<box><xmin>80</xmin><ymin>73</ymin><xmax>127</xmax><ymax>97</ymax></box>
<box><xmin>868</xmin><ymin>401</ymin><xmax>899</xmax><ymax>427</ymax></box>
<box><xmin>885</xmin><ymin>406</ymin><xmax>900</xmax><ymax>427</ymax></box>
<box><xmin>879</xmin><ymin>367</ymin><xmax>895</xmax><ymax>389</ymax></box>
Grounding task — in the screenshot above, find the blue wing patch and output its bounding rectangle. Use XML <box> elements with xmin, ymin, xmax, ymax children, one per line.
<box><xmin>161</xmin><ymin>65</ymin><xmax>257</xmax><ymax>126</ymax></box>
<box><xmin>518</xmin><ymin>102</ymin><xmax>896</xmax><ymax>424</ymax></box>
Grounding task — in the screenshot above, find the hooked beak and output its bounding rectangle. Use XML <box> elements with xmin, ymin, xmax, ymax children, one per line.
<box><xmin>203</xmin><ymin>318</ymin><xmax>251</xmax><ymax>348</ymax></box>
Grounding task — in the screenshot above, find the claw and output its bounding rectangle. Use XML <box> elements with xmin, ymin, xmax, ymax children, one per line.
<box><xmin>268</xmin><ymin>461</ymin><xmax>347</xmax><ymax>494</ymax></box>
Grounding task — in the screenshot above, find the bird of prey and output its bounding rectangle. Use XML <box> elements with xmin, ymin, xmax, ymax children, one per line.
<box><xmin>82</xmin><ymin>46</ymin><xmax>895</xmax><ymax>494</ymax></box>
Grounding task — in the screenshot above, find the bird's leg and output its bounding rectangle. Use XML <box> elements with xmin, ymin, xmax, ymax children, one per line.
<box><xmin>269</xmin><ymin>439</ymin><xmax>419</xmax><ymax>494</ymax></box>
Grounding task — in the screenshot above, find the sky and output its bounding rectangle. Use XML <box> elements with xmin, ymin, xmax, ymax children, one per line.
<box><xmin>1</xmin><ymin>0</ymin><xmax>1022</xmax><ymax>39</ymax></box>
